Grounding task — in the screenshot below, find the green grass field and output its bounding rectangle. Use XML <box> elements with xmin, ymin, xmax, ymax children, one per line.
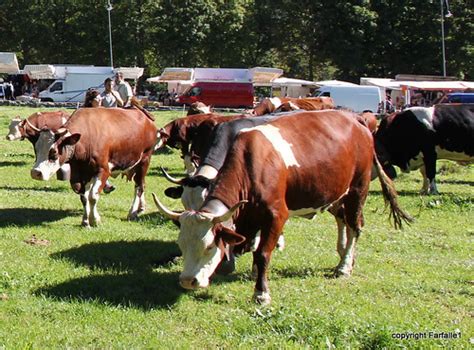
<box><xmin>0</xmin><ymin>106</ymin><xmax>472</xmax><ymax>349</ymax></box>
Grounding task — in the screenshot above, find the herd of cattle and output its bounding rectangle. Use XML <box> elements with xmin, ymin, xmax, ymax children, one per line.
<box><xmin>5</xmin><ymin>97</ymin><xmax>473</xmax><ymax>304</ymax></box>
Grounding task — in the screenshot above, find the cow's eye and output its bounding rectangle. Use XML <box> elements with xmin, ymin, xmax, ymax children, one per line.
<box><xmin>48</xmin><ymin>149</ymin><xmax>58</xmax><ymax>161</ymax></box>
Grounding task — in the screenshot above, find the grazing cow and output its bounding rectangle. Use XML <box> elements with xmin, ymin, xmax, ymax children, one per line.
<box><xmin>375</xmin><ymin>104</ymin><xmax>474</xmax><ymax>194</ymax></box>
<box><xmin>6</xmin><ymin>111</ymin><xmax>70</xmax><ymax>143</ymax></box>
<box><xmin>162</xmin><ymin>114</ymin><xmax>286</xmax><ymax>207</ymax></box>
<box><xmin>251</xmin><ymin>97</ymin><xmax>335</xmax><ymax>116</ymax></box>
<box><xmin>187</xmin><ymin>102</ymin><xmax>212</xmax><ymax>115</ymax></box>
<box><xmin>157</xmin><ymin>113</ymin><xmax>248</xmax><ymax>173</ymax></box>
<box><xmin>153</xmin><ymin>110</ymin><xmax>412</xmax><ymax>304</ymax></box>
<box><xmin>7</xmin><ymin>111</ymin><xmax>72</xmax><ymax>180</ymax></box>
<box><xmin>30</xmin><ymin>107</ymin><xmax>157</xmax><ymax>227</ymax></box>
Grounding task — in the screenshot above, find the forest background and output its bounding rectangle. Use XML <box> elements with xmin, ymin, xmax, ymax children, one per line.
<box><xmin>0</xmin><ymin>0</ymin><xmax>472</xmax><ymax>84</ymax></box>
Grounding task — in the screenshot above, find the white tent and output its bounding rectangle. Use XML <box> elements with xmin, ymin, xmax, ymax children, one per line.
<box><xmin>0</xmin><ymin>52</ymin><xmax>20</xmax><ymax>74</ymax></box>
<box><xmin>314</xmin><ymin>80</ymin><xmax>357</xmax><ymax>87</ymax></box>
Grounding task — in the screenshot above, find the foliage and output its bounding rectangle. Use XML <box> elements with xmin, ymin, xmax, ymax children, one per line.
<box><xmin>0</xmin><ymin>106</ymin><xmax>472</xmax><ymax>348</ymax></box>
<box><xmin>0</xmin><ymin>1</ymin><xmax>472</xmax><ymax>80</ymax></box>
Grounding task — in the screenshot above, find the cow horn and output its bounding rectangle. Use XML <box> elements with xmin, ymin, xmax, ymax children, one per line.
<box><xmin>160</xmin><ymin>167</ymin><xmax>183</xmax><ymax>184</ymax></box>
<box><xmin>152</xmin><ymin>193</ymin><xmax>181</xmax><ymax>221</ymax></box>
<box><xmin>212</xmin><ymin>200</ymin><xmax>248</xmax><ymax>224</ymax></box>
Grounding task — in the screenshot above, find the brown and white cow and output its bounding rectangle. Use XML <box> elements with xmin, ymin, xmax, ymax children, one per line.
<box><xmin>375</xmin><ymin>104</ymin><xmax>474</xmax><ymax>194</ymax></box>
<box><xmin>251</xmin><ymin>97</ymin><xmax>335</xmax><ymax>116</ymax></box>
<box><xmin>31</xmin><ymin>107</ymin><xmax>157</xmax><ymax>227</ymax></box>
<box><xmin>187</xmin><ymin>102</ymin><xmax>212</xmax><ymax>115</ymax></box>
<box><xmin>7</xmin><ymin>110</ymin><xmax>72</xmax><ymax>180</ymax></box>
<box><xmin>6</xmin><ymin>111</ymin><xmax>70</xmax><ymax>142</ymax></box>
<box><xmin>154</xmin><ymin>110</ymin><xmax>412</xmax><ymax>304</ymax></box>
<box><xmin>157</xmin><ymin>113</ymin><xmax>248</xmax><ymax>174</ymax></box>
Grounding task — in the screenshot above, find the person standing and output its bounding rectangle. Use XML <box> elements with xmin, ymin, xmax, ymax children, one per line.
<box><xmin>101</xmin><ymin>78</ymin><xmax>123</xmax><ymax>107</ymax></box>
<box><xmin>114</xmin><ymin>72</ymin><xmax>133</xmax><ymax>107</ymax></box>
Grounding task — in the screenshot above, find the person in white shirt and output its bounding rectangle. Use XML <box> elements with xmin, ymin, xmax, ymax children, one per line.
<box><xmin>114</xmin><ymin>72</ymin><xmax>133</xmax><ymax>107</ymax></box>
<box><xmin>100</xmin><ymin>78</ymin><xmax>123</xmax><ymax>107</ymax></box>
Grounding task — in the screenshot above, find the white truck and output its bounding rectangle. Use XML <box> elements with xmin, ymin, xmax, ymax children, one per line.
<box><xmin>23</xmin><ymin>65</ymin><xmax>143</xmax><ymax>103</ymax></box>
<box><xmin>313</xmin><ymin>85</ymin><xmax>382</xmax><ymax>113</ymax></box>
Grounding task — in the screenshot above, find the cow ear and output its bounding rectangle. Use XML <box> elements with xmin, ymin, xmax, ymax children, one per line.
<box><xmin>62</xmin><ymin>133</ymin><xmax>81</xmax><ymax>146</ymax></box>
<box><xmin>216</xmin><ymin>227</ymin><xmax>246</xmax><ymax>246</ymax></box>
<box><xmin>164</xmin><ymin>186</ymin><xmax>184</xmax><ymax>199</ymax></box>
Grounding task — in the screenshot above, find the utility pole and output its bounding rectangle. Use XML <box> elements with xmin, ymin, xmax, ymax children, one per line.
<box><xmin>107</xmin><ymin>0</ymin><xmax>114</xmax><ymax>68</ymax></box>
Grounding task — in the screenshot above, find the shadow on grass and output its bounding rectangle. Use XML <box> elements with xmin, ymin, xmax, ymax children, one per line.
<box><xmin>39</xmin><ymin>240</ymin><xmax>185</xmax><ymax>309</ymax></box>
<box><xmin>437</xmin><ymin>179</ymin><xmax>474</xmax><ymax>186</ymax></box>
<box><xmin>0</xmin><ymin>208</ymin><xmax>77</xmax><ymax>227</ymax></box>
<box><xmin>36</xmin><ymin>271</ymin><xmax>183</xmax><ymax>309</ymax></box>
<box><xmin>51</xmin><ymin>240</ymin><xmax>181</xmax><ymax>272</ymax></box>
<box><xmin>0</xmin><ymin>185</ymin><xmax>69</xmax><ymax>193</ymax></box>
<box><xmin>0</xmin><ymin>160</ymin><xmax>29</xmax><ymax>167</ymax></box>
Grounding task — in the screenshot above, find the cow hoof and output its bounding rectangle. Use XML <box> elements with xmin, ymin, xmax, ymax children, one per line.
<box><xmin>254</xmin><ymin>291</ymin><xmax>271</xmax><ymax>306</ymax></box>
<box><xmin>334</xmin><ymin>268</ymin><xmax>352</xmax><ymax>278</ymax></box>
<box><xmin>81</xmin><ymin>221</ymin><xmax>91</xmax><ymax>229</ymax></box>
<box><xmin>127</xmin><ymin>213</ymin><xmax>139</xmax><ymax>221</ymax></box>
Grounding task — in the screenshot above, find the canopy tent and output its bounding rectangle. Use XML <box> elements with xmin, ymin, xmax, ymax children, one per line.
<box><xmin>114</xmin><ymin>67</ymin><xmax>144</xmax><ymax>80</ymax></box>
<box><xmin>148</xmin><ymin>67</ymin><xmax>283</xmax><ymax>85</ymax></box>
<box><xmin>361</xmin><ymin>77</ymin><xmax>473</xmax><ymax>91</ymax></box>
<box><xmin>23</xmin><ymin>64</ymin><xmax>58</xmax><ymax>79</ymax></box>
<box><xmin>23</xmin><ymin>65</ymin><xmax>143</xmax><ymax>80</ymax></box>
<box><xmin>0</xmin><ymin>52</ymin><xmax>20</xmax><ymax>74</ymax></box>
<box><xmin>271</xmin><ymin>77</ymin><xmax>319</xmax><ymax>87</ymax></box>
<box><xmin>250</xmin><ymin>67</ymin><xmax>283</xmax><ymax>85</ymax></box>
<box><xmin>314</xmin><ymin>80</ymin><xmax>357</xmax><ymax>87</ymax></box>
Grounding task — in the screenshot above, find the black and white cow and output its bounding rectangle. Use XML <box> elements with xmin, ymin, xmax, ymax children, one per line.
<box><xmin>375</xmin><ymin>104</ymin><xmax>474</xmax><ymax>194</ymax></box>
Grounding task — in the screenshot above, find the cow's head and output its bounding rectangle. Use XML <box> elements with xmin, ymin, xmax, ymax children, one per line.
<box><xmin>155</xmin><ymin>127</ymin><xmax>170</xmax><ymax>150</ymax></box>
<box><xmin>252</xmin><ymin>98</ymin><xmax>282</xmax><ymax>116</ymax></box>
<box><xmin>187</xmin><ymin>102</ymin><xmax>212</xmax><ymax>115</ymax></box>
<box><xmin>31</xmin><ymin>128</ymin><xmax>80</xmax><ymax>181</ymax></box>
<box><xmin>153</xmin><ymin>194</ymin><xmax>246</xmax><ymax>289</ymax></box>
<box><xmin>162</xmin><ymin>167</ymin><xmax>216</xmax><ymax>210</ymax></box>
<box><xmin>6</xmin><ymin>117</ymin><xmax>24</xmax><ymax>141</ymax></box>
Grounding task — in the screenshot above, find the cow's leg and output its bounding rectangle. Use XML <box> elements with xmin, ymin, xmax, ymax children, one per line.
<box><xmin>81</xmin><ymin>181</ymin><xmax>93</xmax><ymax>227</ymax></box>
<box><xmin>422</xmin><ymin>149</ymin><xmax>439</xmax><ymax>195</ymax></box>
<box><xmin>80</xmin><ymin>194</ymin><xmax>90</xmax><ymax>227</ymax></box>
<box><xmin>329</xmin><ymin>205</ymin><xmax>346</xmax><ymax>259</ymax></box>
<box><xmin>336</xmin><ymin>184</ymin><xmax>368</xmax><ymax>277</ymax></box>
<box><xmin>252</xmin><ymin>212</ymin><xmax>287</xmax><ymax>305</ymax></box>
<box><xmin>128</xmin><ymin>160</ymin><xmax>150</xmax><ymax>220</ymax></box>
<box><xmin>88</xmin><ymin>175</ymin><xmax>104</xmax><ymax>227</ymax></box>
<box><xmin>419</xmin><ymin>166</ymin><xmax>430</xmax><ymax>194</ymax></box>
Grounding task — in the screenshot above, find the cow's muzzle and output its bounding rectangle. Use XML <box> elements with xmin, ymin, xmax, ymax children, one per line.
<box><xmin>31</xmin><ymin>169</ymin><xmax>45</xmax><ymax>180</ymax></box>
<box><xmin>179</xmin><ymin>277</ymin><xmax>199</xmax><ymax>290</ymax></box>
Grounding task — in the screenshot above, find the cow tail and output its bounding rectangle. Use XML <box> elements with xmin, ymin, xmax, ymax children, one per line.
<box><xmin>131</xmin><ymin>97</ymin><xmax>155</xmax><ymax>121</ymax></box>
<box><xmin>373</xmin><ymin>152</ymin><xmax>414</xmax><ymax>229</ymax></box>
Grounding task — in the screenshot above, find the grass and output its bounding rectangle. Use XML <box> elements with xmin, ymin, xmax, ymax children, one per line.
<box><xmin>0</xmin><ymin>106</ymin><xmax>472</xmax><ymax>349</ymax></box>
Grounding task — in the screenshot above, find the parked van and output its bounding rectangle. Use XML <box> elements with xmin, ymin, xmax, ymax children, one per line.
<box><xmin>24</xmin><ymin>65</ymin><xmax>143</xmax><ymax>103</ymax></box>
<box><xmin>446</xmin><ymin>92</ymin><xmax>474</xmax><ymax>103</ymax></box>
<box><xmin>178</xmin><ymin>82</ymin><xmax>254</xmax><ymax>108</ymax></box>
<box><xmin>313</xmin><ymin>85</ymin><xmax>382</xmax><ymax>113</ymax></box>
<box><xmin>37</xmin><ymin>66</ymin><xmax>113</xmax><ymax>103</ymax></box>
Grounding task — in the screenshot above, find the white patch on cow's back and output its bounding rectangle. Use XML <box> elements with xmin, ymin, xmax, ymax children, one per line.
<box><xmin>269</xmin><ymin>97</ymin><xmax>282</xmax><ymax>110</ymax></box>
<box><xmin>240</xmin><ymin>125</ymin><xmax>300</xmax><ymax>168</ymax></box>
<box><xmin>61</xmin><ymin>116</ymin><xmax>68</xmax><ymax>125</ymax></box>
<box><xmin>408</xmin><ymin>107</ymin><xmax>435</xmax><ymax>131</ymax></box>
